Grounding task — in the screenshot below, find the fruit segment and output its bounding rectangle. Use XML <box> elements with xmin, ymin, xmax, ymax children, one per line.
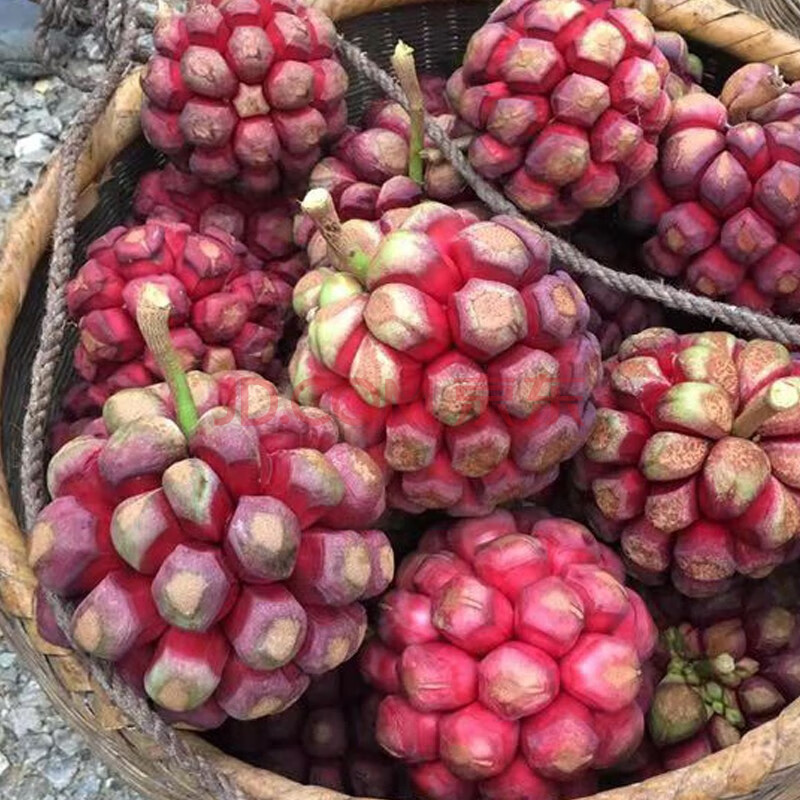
<box><xmin>292</xmin><ymin>191</ymin><xmax>601</xmax><ymax>513</ymax></box>
<box><xmin>363</xmin><ymin>513</ymin><xmax>653</xmax><ymax>799</ymax></box>
<box><xmin>577</xmin><ymin>327</ymin><xmax>800</xmax><ymax>595</ymax></box>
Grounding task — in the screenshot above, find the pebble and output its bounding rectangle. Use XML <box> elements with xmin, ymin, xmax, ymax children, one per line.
<box><xmin>13</xmin><ymin>132</ymin><xmax>54</xmax><ymax>164</ymax></box>
<box><xmin>0</xmin><ymin>27</ymin><xmax>149</xmax><ymax>800</ymax></box>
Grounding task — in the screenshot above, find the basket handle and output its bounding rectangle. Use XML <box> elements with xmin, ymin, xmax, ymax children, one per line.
<box><xmin>635</xmin><ymin>0</ymin><xmax>800</xmax><ymax>79</ymax></box>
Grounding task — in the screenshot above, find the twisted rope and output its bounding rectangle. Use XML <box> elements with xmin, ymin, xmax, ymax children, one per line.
<box><xmin>35</xmin><ymin>0</ymin><xmax>138</xmax><ymax>89</ymax></box>
<box><xmin>337</xmin><ymin>36</ymin><xmax>800</xmax><ymax>348</ymax></box>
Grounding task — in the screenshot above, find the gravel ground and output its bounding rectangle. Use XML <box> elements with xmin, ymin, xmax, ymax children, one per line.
<box><xmin>0</xmin><ymin>43</ymin><xmax>146</xmax><ymax>800</ymax></box>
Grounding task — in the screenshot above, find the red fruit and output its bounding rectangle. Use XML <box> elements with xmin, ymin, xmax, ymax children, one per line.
<box><xmin>142</xmin><ymin>1</ymin><xmax>346</xmax><ymax>190</ymax></box>
<box><xmin>60</xmin><ymin>216</ymin><xmax>300</xmax><ymax>437</ymax></box>
<box><xmin>32</xmin><ymin>368</ymin><xmax>390</xmax><ymax>725</ymax></box>
<box><xmin>579</xmin><ymin>328</ymin><xmax>800</xmax><ymax>595</ymax></box>
<box><xmin>622</xmin><ymin>65</ymin><xmax>800</xmax><ymax>314</ymax></box>
<box><xmin>448</xmin><ymin>0</ymin><xmax>673</xmax><ymax>225</ymax></box>
<box><xmin>292</xmin><ymin>194</ymin><xmax>600</xmax><ymax>514</ymax></box>
<box><xmin>364</xmin><ymin>516</ymin><xmax>653</xmax><ymax>798</ymax></box>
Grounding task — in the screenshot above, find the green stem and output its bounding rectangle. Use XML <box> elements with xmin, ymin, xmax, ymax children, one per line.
<box><xmin>391</xmin><ymin>40</ymin><xmax>424</xmax><ymax>185</ymax></box>
<box><xmin>301</xmin><ymin>188</ymin><xmax>371</xmax><ymax>279</ymax></box>
<box><xmin>135</xmin><ymin>283</ymin><xmax>199</xmax><ymax>438</ymax></box>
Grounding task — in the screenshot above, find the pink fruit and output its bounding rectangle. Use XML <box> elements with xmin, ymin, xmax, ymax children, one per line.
<box><xmin>447</xmin><ymin>0</ymin><xmax>675</xmax><ymax>226</ymax></box>
<box><xmin>363</xmin><ymin>514</ymin><xmax>653</xmax><ymax>798</ymax></box>
<box><xmin>141</xmin><ymin>0</ymin><xmax>347</xmax><ymax>191</ymax></box>
<box><xmin>622</xmin><ymin>65</ymin><xmax>800</xmax><ymax>314</ymax></box>
<box><xmin>31</xmin><ymin>298</ymin><xmax>390</xmax><ymax>726</ymax></box>
<box><xmin>291</xmin><ymin>191</ymin><xmax>600</xmax><ymax>514</ymax></box>
<box><xmin>578</xmin><ymin>327</ymin><xmax>800</xmax><ymax>595</ymax></box>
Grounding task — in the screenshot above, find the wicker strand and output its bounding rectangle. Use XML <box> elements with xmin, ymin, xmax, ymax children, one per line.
<box><xmin>337</xmin><ymin>36</ymin><xmax>800</xmax><ymax>348</ymax></box>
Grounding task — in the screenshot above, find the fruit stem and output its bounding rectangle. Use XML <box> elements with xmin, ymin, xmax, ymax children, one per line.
<box><xmin>732</xmin><ymin>378</ymin><xmax>800</xmax><ymax>439</ymax></box>
<box><xmin>720</xmin><ymin>63</ymin><xmax>787</xmax><ymax>123</ymax></box>
<box><xmin>391</xmin><ymin>40</ymin><xmax>424</xmax><ymax>185</ymax></box>
<box><xmin>135</xmin><ymin>283</ymin><xmax>199</xmax><ymax>438</ymax></box>
<box><xmin>301</xmin><ymin>188</ymin><xmax>371</xmax><ymax>278</ymax></box>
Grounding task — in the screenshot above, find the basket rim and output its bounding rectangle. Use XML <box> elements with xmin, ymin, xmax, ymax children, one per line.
<box><xmin>2</xmin><ymin>1</ymin><xmax>800</xmax><ymax>799</ymax></box>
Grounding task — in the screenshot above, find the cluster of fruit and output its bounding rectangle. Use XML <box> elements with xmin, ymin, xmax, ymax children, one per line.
<box><xmin>29</xmin><ymin>0</ymin><xmax>800</xmax><ymax>798</ymax></box>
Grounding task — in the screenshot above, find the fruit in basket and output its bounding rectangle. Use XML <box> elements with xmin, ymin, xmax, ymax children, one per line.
<box><xmin>361</xmin><ymin>510</ymin><xmax>656</xmax><ymax>800</ymax></box>
<box><xmin>620</xmin><ymin>570</ymin><xmax>800</xmax><ymax>774</ymax></box>
<box><xmin>301</xmin><ymin>44</ymin><xmax>473</xmax><ymax>226</ymax></box>
<box><xmin>64</xmin><ymin>215</ymin><xmax>299</xmax><ymax>416</ymax></box>
<box><xmin>140</xmin><ymin>0</ymin><xmax>348</xmax><ymax>193</ymax></box>
<box><xmin>289</xmin><ymin>188</ymin><xmax>602</xmax><ymax>515</ymax></box>
<box><xmin>212</xmin><ymin>661</ymin><xmax>410</xmax><ymax>796</ymax></box>
<box><xmin>574</xmin><ymin>327</ymin><xmax>800</xmax><ymax>597</ymax></box>
<box><xmin>132</xmin><ymin>165</ymin><xmax>309</xmax><ymax>282</ymax></box>
<box><xmin>653</xmin><ymin>31</ymin><xmax>703</xmax><ymax>100</ymax></box>
<box><xmin>622</xmin><ymin>64</ymin><xmax>800</xmax><ymax>314</ymax></box>
<box><xmin>30</xmin><ymin>285</ymin><xmax>392</xmax><ymax>724</ymax></box>
<box><xmin>446</xmin><ymin>0</ymin><xmax>675</xmax><ymax>226</ymax></box>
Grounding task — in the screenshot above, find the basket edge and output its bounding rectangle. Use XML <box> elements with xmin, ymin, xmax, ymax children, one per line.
<box><xmin>1</xmin><ymin>3</ymin><xmax>800</xmax><ymax>800</ymax></box>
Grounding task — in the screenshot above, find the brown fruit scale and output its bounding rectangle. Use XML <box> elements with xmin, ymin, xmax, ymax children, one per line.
<box><xmin>290</xmin><ymin>189</ymin><xmax>601</xmax><ymax>516</ymax></box>
<box><xmin>31</xmin><ymin>285</ymin><xmax>393</xmax><ymax>725</ymax></box>
<box><xmin>362</xmin><ymin>510</ymin><xmax>657</xmax><ymax>800</ymax></box>
<box><xmin>141</xmin><ymin>0</ymin><xmax>348</xmax><ymax>193</ymax></box>
<box><xmin>575</xmin><ymin>327</ymin><xmax>800</xmax><ymax>598</ymax></box>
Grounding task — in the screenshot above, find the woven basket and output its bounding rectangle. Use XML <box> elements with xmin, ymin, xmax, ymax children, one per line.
<box><xmin>3</xmin><ymin>0</ymin><xmax>800</xmax><ymax>799</ymax></box>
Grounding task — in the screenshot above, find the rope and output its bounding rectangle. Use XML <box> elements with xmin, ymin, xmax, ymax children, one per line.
<box><xmin>20</xmin><ymin>6</ymin><xmax>243</xmax><ymax>800</ymax></box>
<box><xmin>337</xmin><ymin>36</ymin><xmax>800</xmax><ymax>348</ymax></box>
<box><xmin>35</xmin><ymin>0</ymin><xmax>138</xmax><ymax>89</ymax></box>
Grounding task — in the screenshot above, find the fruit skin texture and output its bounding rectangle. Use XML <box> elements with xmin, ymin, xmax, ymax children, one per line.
<box><xmin>362</xmin><ymin>511</ymin><xmax>655</xmax><ymax>800</ymax></box>
<box><xmin>131</xmin><ymin>164</ymin><xmax>308</xmax><ymax>283</ymax></box>
<box><xmin>62</xmin><ymin>215</ymin><xmax>299</xmax><ymax>428</ymax></box>
<box><xmin>575</xmin><ymin>327</ymin><xmax>800</xmax><ymax>596</ymax></box>
<box><xmin>210</xmin><ymin>661</ymin><xmax>410</xmax><ymax>797</ymax></box>
<box><xmin>622</xmin><ymin>69</ymin><xmax>800</xmax><ymax>314</ymax></box>
<box><xmin>447</xmin><ymin>0</ymin><xmax>673</xmax><ymax>226</ymax></box>
<box><xmin>30</xmin><ymin>370</ymin><xmax>391</xmax><ymax>724</ymax></box>
<box><xmin>290</xmin><ymin>200</ymin><xmax>601</xmax><ymax>515</ymax></box>
<box><xmin>621</xmin><ymin>571</ymin><xmax>800</xmax><ymax>776</ymax></box>
<box><xmin>302</xmin><ymin>75</ymin><xmax>473</xmax><ymax>223</ymax></box>
<box><xmin>141</xmin><ymin>0</ymin><xmax>347</xmax><ymax>192</ymax></box>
